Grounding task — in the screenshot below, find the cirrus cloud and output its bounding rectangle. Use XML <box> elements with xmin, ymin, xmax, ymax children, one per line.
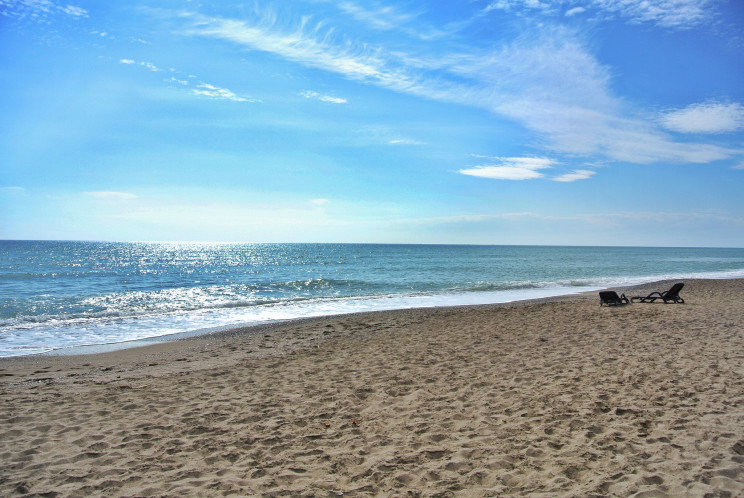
<box><xmin>178</xmin><ymin>9</ymin><xmax>739</xmax><ymax>167</ymax></box>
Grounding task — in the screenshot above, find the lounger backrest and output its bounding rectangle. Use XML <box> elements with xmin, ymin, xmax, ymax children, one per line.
<box><xmin>665</xmin><ymin>283</ymin><xmax>684</xmax><ymax>297</ymax></box>
<box><xmin>599</xmin><ymin>291</ymin><xmax>619</xmax><ymax>302</ymax></box>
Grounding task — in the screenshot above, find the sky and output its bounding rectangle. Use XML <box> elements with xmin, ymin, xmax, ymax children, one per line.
<box><xmin>1</xmin><ymin>0</ymin><xmax>743</xmax><ymax>246</ymax></box>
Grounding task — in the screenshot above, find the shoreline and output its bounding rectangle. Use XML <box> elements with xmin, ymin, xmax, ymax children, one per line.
<box><xmin>2</xmin><ymin>278</ymin><xmax>744</xmax><ymax>495</ymax></box>
<box><xmin>8</xmin><ymin>273</ymin><xmax>742</xmax><ymax>359</ymax></box>
<box><xmin>2</xmin><ymin>281</ymin><xmax>614</xmax><ymax>359</ymax></box>
<box><xmin>0</xmin><ymin>278</ymin><xmax>723</xmax><ymax>374</ymax></box>
<box><xmin>25</xmin><ymin>285</ymin><xmax>603</xmax><ymax>359</ymax></box>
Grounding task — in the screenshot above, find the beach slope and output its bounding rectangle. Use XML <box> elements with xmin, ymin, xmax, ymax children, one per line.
<box><xmin>2</xmin><ymin>279</ymin><xmax>744</xmax><ymax>496</ymax></box>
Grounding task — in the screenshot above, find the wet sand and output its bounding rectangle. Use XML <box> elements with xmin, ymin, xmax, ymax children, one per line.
<box><xmin>2</xmin><ymin>279</ymin><xmax>744</xmax><ymax>496</ymax></box>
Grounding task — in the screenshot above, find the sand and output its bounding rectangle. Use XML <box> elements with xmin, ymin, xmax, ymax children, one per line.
<box><xmin>2</xmin><ymin>279</ymin><xmax>744</xmax><ymax>497</ymax></box>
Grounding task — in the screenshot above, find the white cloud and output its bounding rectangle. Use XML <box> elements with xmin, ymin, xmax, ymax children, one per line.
<box><xmin>86</xmin><ymin>191</ymin><xmax>138</xmax><ymax>200</ymax></box>
<box><xmin>659</xmin><ymin>102</ymin><xmax>744</xmax><ymax>134</ymax></box>
<box><xmin>300</xmin><ymin>90</ymin><xmax>347</xmax><ymax>104</ymax></box>
<box><xmin>0</xmin><ymin>0</ymin><xmax>87</xmax><ymax>20</ymax></box>
<box><xmin>120</xmin><ymin>58</ymin><xmax>258</xmax><ymax>103</ymax></box>
<box><xmin>181</xmin><ymin>12</ymin><xmax>416</xmax><ymax>92</ymax></box>
<box><xmin>311</xmin><ymin>198</ymin><xmax>330</xmax><ymax>205</ymax></box>
<box><xmin>141</xmin><ymin>61</ymin><xmax>160</xmax><ymax>72</ymax></box>
<box><xmin>176</xmin><ymin>8</ymin><xmax>737</xmax><ymax>166</ymax></box>
<box><xmin>494</xmin><ymin>94</ymin><xmax>737</xmax><ymax>164</ymax></box>
<box><xmin>552</xmin><ymin>169</ymin><xmax>596</xmax><ymax>182</ymax></box>
<box><xmin>460</xmin><ymin>166</ymin><xmax>545</xmax><ymax>180</ymax></box>
<box><xmin>486</xmin><ymin>1</ymin><xmax>554</xmax><ymax>14</ymax></box>
<box><xmin>459</xmin><ymin>156</ymin><xmax>555</xmax><ymax>180</ymax></box>
<box><xmin>484</xmin><ymin>0</ymin><xmax>716</xmax><ymax>28</ymax></box>
<box><xmin>591</xmin><ymin>0</ymin><xmax>714</xmax><ymax>28</ymax></box>
<box><xmin>389</xmin><ymin>139</ymin><xmax>425</xmax><ymax>145</ymax></box>
<box><xmin>732</xmin><ymin>162</ymin><xmax>744</xmax><ymax>170</ymax></box>
<box><xmin>336</xmin><ymin>1</ymin><xmax>453</xmax><ymax>41</ymax></box>
<box><xmin>192</xmin><ymin>83</ymin><xmax>257</xmax><ymax>102</ymax></box>
<box><xmin>338</xmin><ymin>1</ymin><xmax>418</xmax><ymax>30</ymax></box>
<box><xmin>61</xmin><ymin>5</ymin><xmax>87</xmax><ymax>17</ymax></box>
<box><xmin>119</xmin><ymin>59</ymin><xmax>160</xmax><ymax>71</ymax></box>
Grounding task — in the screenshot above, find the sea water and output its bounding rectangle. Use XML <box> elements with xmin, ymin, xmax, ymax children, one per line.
<box><xmin>1</xmin><ymin>241</ymin><xmax>744</xmax><ymax>357</ymax></box>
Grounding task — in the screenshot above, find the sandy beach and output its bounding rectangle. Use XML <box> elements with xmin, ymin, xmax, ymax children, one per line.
<box><xmin>2</xmin><ymin>278</ymin><xmax>744</xmax><ymax>496</ymax></box>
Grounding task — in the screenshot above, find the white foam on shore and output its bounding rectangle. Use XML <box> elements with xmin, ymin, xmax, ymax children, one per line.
<box><xmin>6</xmin><ymin>285</ymin><xmax>593</xmax><ymax>357</ymax></box>
<box><xmin>6</xmin><ymin>269</ymin><xmax>744</xmax><ymax>358</ymax></box>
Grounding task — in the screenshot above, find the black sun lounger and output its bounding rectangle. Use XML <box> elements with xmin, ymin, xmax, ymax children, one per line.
<box><xmin>599</xmin><ymin>291</ymin><xmax>630</xmax><ymax>306</ymax></box>
<box><xmin>631</xmin><ymin>282</ymin><xmax>685</xmax><ymax>304</ymax></box>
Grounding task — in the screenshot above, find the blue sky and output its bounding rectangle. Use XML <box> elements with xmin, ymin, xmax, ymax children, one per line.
<box><xmin>1</xmin><ymin>0</ymin><xmax>743</xmax><ymax>246</ymax></box>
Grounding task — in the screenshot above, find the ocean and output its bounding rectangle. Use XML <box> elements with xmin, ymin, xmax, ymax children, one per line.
<box><xmin>2</xmin><ymin>241</ymin><xmax>744</xmax><ymax>357</ymax></box>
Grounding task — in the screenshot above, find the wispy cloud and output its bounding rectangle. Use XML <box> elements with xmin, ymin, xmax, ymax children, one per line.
<box><xmin>86</xmin><ymin>191</ymin><xmax>138</xmax><ymax>201</ymax></box>
<box><xmin>552</xmin><ymin>169</ymin><xmax>596</xmax><ymax>182</ymax></box>
<box><xmin>119</xmin><ymin>58</ymin><xmax>160</xmax><ymax>71</ymax></box>
<box><xmin>389</xmin><ymin>138</ymin><xmax>425</xmax><ymax>145</ymax></box>
<box><xmin>732</xmin><ymin>162</ymin><xmax>744</xmax><ymax>170</ymax></box>
<box><xmin>338</xmin><ymin>1</ymin><xmax>418</xmax><ymax>30</ymax></box>
<box><xmin>60</xmin><ymin>4</ymin><xmax>86</xmax><ymax>17</ymax></box>
<box><xmin>174</xmin><ymin>6</ymin><xmax>736</xmax><ymax>166</ymax></box>
<box><xmin>590</xmin><ymin>0</ymin><xmax>715</xmax><ymax>28</ymax></box>
<box><xmin>0</xmin><ymin>0</ymin><xmax>88</xmax><ymax>20</ymax></box>
<box><xmin>141</xmin><ymin>61</ymin><xmax>160</xmax><ymax>72</ymax></box>
<box><xmin>181</xmin><ymin>12</ymin><xmax>403</xmax><ymax>88</ymax></box>
<box><xmin>483</xmin><ymin>0</ymin><xmax>717</xmax><ymax>28</ymax></box>
<box><xmin>193</xmin><ymin>83</ymin><xmax>256</xmax><ymax>102</ymax></box>
<box><xmin>565</xmin><ymin>6</ymin><xmax>586</xmax><ymax>16</ymax></box>
<box><xmin>300</xmin><ymin>90</ymin><xmax>347</xmax><ymax>104</ymax></box>
<box><xmin>119</xmin><ymin>58</ymin><xmax>257</xmax><ymax>103</ymax></box>
<box><xmin>659</xmin><ymin>102</ymin><xmax>744</xmax><ymax>133</ymax></box>
<box><xmin>311</xmin><ymin>198</ymin><xmax>330</xmax><ymax>205</ymax></box>
<box><xmin>335</xmin><ymin>1</ymin><xmax>454</xmax><ymax>41</ymax></box>
<box><xmin>486</xmin><ymin>1</ymin><xmax>554</xmax><ymax>13</ymax></box>
<box><xmin>459</xmin><ymin>157</ymin><xmax>555</xmax><ymax>180</ymax></box>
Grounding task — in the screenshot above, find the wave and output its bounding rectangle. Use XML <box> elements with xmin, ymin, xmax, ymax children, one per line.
<box><xmin>5</xmin><ymin>268</ymin><xmax>744</xmax><ymax>334</ymax></box>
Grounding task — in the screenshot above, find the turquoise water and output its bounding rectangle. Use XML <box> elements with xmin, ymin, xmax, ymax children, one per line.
<box><xmin>1</xmin><ymin>241</ymin><xmax>744</xmax><ymax>356</ymax></box>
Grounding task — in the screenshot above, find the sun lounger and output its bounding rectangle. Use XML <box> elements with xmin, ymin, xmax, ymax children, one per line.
<box><xmin>599</xmin><ymin>291</ymin><xmax>630</xmax><ymax>306</ymax></box>
<box><xmin>631</xmin><ymin>282</ymin><xmax>684</xmax><ymax>304</ymax></box>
